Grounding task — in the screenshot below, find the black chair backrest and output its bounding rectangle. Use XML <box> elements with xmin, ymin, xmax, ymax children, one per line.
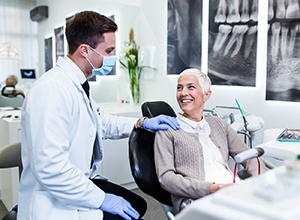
<box><xmin>129</xmin><ymin>101</ymin><xmax>176</xmax><ymax>206</ymax></box>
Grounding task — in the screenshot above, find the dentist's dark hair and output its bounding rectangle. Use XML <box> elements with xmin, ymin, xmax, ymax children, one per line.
<box><xmin>66</xmin><ymin>11</ymin><xmax>117</xmax><ymax>54</ymax></box>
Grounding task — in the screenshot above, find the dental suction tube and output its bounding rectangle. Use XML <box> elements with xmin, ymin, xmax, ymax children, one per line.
<box><xmin>234</xmin><ymin>147</ymin><xmax>265</xmax><ymax>163</ymax></box>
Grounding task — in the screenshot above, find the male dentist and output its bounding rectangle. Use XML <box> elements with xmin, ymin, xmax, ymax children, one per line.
<box><xmin>18</xmin><ymin>10</ymin><xmax>179</xmax><ymax>220</ymax></box>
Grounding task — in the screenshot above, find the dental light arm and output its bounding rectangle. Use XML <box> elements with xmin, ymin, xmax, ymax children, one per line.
<box><xmin>234</xmin><ymin>147</ymin><xmax>265</xmax><ymax>163</ymax></box>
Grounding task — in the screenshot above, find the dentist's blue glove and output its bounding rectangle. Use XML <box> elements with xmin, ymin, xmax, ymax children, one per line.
<box><xmin>99</xmin><ymin>193</ymin><xmax>140</xmax><ymax>220</ymax></box>
<box><xmin>143</xmin><ymin>115</ymin><xmax>180</xmax><ymax>131</ymax></box>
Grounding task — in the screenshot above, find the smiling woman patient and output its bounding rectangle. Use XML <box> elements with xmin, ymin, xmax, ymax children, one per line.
<box><xmin>153</xmin><ymin>68</ymin><xmax>266</xmax><ymax>214</ymax></box>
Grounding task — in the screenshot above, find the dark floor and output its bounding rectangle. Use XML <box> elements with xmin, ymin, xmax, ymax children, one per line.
<box><xmin>132</xmin><ymin>188</ymin><xmax>167</xmax><ymax>220</ymax></box>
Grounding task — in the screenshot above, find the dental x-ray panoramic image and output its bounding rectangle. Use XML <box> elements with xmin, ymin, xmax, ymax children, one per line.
<box><xmin>167</xmin><ymin>0</ymin><xmax>300</xmax><ymax>102</ymax></box>
<box><xmin>167</xmin><ymin>0</ymin><xmax>259</xmax><ymax>86</ymax></box>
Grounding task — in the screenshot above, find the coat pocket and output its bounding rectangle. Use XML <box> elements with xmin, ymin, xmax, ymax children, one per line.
<box><xmin>31</xmin><ymin>190</ymin><xmax>78</xmax><ymax>220</ymax></box>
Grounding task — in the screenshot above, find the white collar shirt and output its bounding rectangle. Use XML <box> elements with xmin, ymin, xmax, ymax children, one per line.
<box><xmin>177</xmin><ymin>114</ymin><xmax>239</xmax><ymax>183</ymax></box>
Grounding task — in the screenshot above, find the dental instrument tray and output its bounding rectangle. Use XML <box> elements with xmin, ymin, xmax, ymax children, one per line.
<box><xmin>277</xmin><ymin>128</ymin><xmax>300</xmax><ymax>142</ymax></box>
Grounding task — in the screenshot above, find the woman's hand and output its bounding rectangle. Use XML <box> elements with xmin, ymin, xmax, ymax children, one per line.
<box><xmin>209</xmin><ymin>183</ymin><xmax>233</xmax><ymax>194</ymax></box>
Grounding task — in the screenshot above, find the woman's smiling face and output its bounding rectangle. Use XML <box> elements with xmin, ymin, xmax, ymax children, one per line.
<box><xmin>176</xmin><ymin>74</ymin><xmax>211</xmax><ymax>121</ymax></box>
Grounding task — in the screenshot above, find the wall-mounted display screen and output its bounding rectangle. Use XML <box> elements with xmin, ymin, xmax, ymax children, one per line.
<box><xmin>20</xmin><ymin>69</ymin><xmax>36</xmax><ymax>79</ymax></box>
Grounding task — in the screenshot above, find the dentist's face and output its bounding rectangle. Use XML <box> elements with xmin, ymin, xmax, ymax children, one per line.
<box><xmin>176</xmin><ymin>74</ymin><xmax>210</xmax><ymax>121</ymax></box>
<box><xmin>86</xmin><ymin>32</ymin><xmax>116</xmax><ymax>71</ymax></box>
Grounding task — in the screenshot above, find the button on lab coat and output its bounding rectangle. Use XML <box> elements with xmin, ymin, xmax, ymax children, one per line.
<box><xmin>17</xmin><ymin>57</ymin><xmax>137</xmax><ymax>220</ymax></box>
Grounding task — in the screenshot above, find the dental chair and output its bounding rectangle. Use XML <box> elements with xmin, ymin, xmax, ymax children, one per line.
<box><xmin>0</xmin><ymin>142</ymin><xmax>22</xmax><ymax>220</ymax></box>
<box><xmin>0</xmin><ymin>95</ymin><xmax>24</xmax><ymax>108</ymax></box>
<box><xmin>128</xmin><ymin>101</ymin><xmax>256</xmax><ymax>218</ymax></box>
<box><xmin>128</xmin><ymin>101</ymin><xmax>176</xmax><ymax>219</ymax></box>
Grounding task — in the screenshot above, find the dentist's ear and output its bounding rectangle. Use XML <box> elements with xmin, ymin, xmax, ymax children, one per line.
<box><xmin>78</xmin><ymin>44</ymin><xmax>89</xmax><ymax>57</ymax></box>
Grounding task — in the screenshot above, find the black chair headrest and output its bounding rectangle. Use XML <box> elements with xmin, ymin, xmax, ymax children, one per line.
<box><xmin>142</xmin><ymin>101</ymin><xmax>176</xmax><ymax>118</ymax></box>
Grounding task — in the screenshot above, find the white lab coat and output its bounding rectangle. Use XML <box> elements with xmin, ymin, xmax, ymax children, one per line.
<box><xmin>17</xmin><ymin>57</ymin><xmax>137</xmax><ymax>220</ymax></box>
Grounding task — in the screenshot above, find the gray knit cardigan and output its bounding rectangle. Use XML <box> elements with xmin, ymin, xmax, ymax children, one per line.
<box><xmin>154</xmin><ymin>116</ymin><xmax>266</xmax><ymax>214</ymax></box>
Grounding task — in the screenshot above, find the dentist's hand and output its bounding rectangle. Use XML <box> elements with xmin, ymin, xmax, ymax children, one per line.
<box><xmin>143</xmin><ymin>115</ymin><xmax>180</xmax><ymax>131</ymax></box>
<box><xmin>99</xmin><ymin>193</ymin><xmax>140</xmax><ymax>220</ymax></box>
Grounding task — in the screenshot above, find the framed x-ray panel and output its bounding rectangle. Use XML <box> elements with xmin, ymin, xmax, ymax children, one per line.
<box><xmin>44</xmin><ymin>36</ymin><xmax>53</xmax><ymax>72</ymax></box>
<box><xmin>208</xmin><ymin>0</ymin><xmax>259</xmax><ymax>86</ymax></box>
<box><xmin>167</xmin><ymin>0</ymin><xmax>203</xmax><ymax>74</ymax></box>
<box><xmin>266</xmin><ymin>0</ymin><xmax>300</xmax><ymax>102</ymax></box>
<box><xmin>54</xmin><ymin>26</ymin><xmax>65</xmax><ymax>62</ymax></box>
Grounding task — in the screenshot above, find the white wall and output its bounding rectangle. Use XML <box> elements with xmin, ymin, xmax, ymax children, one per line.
<box><xmin>35</xmin><ymin>0</ymin><xmax>299</xmax><ymax>145</ymax></box>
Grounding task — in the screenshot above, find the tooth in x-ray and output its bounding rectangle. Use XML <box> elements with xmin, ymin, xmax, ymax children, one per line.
<box><xmin>226</xmin><ymin>0</ymin><xmax>241</xmax><ymax>23</ymax></box>
<box><xmin>287</xmin><ymin>23</ymin><xmax>299</xmax><ymax>57</ymax></box>
<box><xmin>224</xmin><ymin>25</ymin><xmax>249</xmax><ymax>57</ymax></box>
<box><xmin>212</xmin><ymin>25</ymin><xmax>232</xmax><ymax>56</ymax></box>
<box><xmin>276</xmin><ymin>0</ymin><xmax>286</xmax><ymax>19</ymax></box>
<box><xmin>286</xmin><ymin>0</ymin><xmax>300</xmax><ymax>18</ymax></box>
<box><xmin>244</xmin><ymin>25</ymin><xmax>257</xmax><ymax>58</ymax></box>
<box><xmin>241</xmin><ymin>0</ymin><xmax>250</xmax><ymax>22</ymax></box>
<box><xmin>215</xmin><ymin>0</ymin><xmax>226</xmax><ymax>23</ymax></box>
<box><xmin>250</xmin><ymin>0</ymin><xmax>258</xmax><ymax>21</ymax></box>
<box><xmin>271</xmin><ymin>22</ymin><xmax>281</xmax><ymax>63</ymax></box>
<box><xmin>268</xmin><ymin>0</ymin><xmax>274</xmax><ymax>21</ymax></box>
<box><xmin>280</xmin><ymin>22</ymin><xmax>289</xmax><ymax>60</ymax></box>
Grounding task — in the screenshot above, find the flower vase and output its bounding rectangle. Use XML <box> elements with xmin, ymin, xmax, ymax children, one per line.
<box><xmin>129</xmin><ymin>67</ymin><xmax>140</xmax><ymax>104</ymax></box>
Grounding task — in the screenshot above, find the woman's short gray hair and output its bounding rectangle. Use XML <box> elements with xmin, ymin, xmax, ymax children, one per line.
<box><xmin>179</xmin><ymin>68</ymin><xmax>211</xmax><ymax>92</ymax></box>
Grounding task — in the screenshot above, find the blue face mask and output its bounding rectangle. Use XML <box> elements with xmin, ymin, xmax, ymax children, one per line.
<box><xmin>86</xmin><ymin>46</ymin><xmax>116</xmax><ymax>76</ymax></box>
